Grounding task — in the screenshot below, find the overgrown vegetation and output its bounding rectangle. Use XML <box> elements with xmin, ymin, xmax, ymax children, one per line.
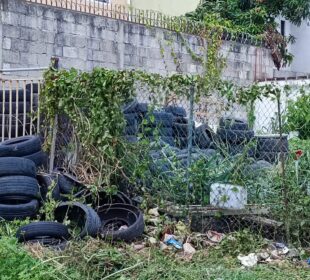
<box><xmin>186</xmin><ymin>0</ymin><xmax>310</xmax><ymax>69</ymax></box>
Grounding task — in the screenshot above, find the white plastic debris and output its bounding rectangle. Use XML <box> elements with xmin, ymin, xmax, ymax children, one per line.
<box><xmin>238</xmin><ymin>253</ymin><xmax>258</xmax><ymax>267</ymax></box>
<box><xmin>183</xmin><ymin>243</ymin><xmax>196</xmax><ymax>255</ymax></box>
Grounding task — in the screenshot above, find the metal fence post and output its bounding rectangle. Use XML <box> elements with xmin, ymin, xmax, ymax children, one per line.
<box><xmin>49</xmin><ymin>57</ymin><xmax>59</xmax><ymax>173</ymax></box>
<box><xmin>186</xmin><ymin>86</ymin><xmax>195</xmax><ymax>202</ymax></box>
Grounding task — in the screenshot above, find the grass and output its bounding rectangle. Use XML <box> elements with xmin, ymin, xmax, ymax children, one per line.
<box><xmin>1</xmin><ymin>236</ymin><xmax>309</xmax><ymax>280</ymax></box>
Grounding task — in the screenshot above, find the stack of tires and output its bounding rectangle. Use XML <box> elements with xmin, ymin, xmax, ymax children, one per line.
<box><xmin>0</xmin><ymin>136</ymin><xmax>48</xmax><ymax>168</ymax></box>
<box><xmin>0</xmin><ymin>157</ymin><xmax>40</xmax><ymax>220</ymax></box>
<box><xmin>164</xmin><ymin>106</ymin><xmax>190</xmax><ymax>149</ymax></box>
<box><xmin>122</xmin><ymin>101</ymin><xmax>148</xmax><ymax>143</ymax></box>
<box><xmin>217</xmin><ymin>117</ymin><xmax>255</xmax><ymax>157</ymax></box>
<box><xmin>255</xmin><ymin>134</ymin><xmax>289</xmax><ymax>163</ymax></box>
<box><xmin>0</xmin><ymin>84</ymin><xmax>39</xmax><ymax>139</ymax></box>
<box><xmin>143</xmin><ymin>111</ymin><xmax>175</xmax><ymax>146</ymax></box>
<box><xmin>194</xmin><ymin>124</ymin><xmax>217</xmax><ymax>150</ymax></box>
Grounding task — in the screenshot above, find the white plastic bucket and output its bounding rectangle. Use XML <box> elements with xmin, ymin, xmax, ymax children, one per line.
<box><xmin>210</xmin><ymin>183</ymin><xmax>247</xmax><ymax>209</ymax></box>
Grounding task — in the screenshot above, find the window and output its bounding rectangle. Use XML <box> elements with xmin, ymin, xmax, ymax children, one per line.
<box><xmin>281</xmin><ymin>20</ymin><xmax>285</xmax><ymax>36</ymax></box>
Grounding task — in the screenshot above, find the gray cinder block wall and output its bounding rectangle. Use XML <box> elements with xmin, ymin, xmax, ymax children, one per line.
<box><xmin>0</xmin><ymin>0</ymin><xmax>274</xmax><ymax>84</ymax></box>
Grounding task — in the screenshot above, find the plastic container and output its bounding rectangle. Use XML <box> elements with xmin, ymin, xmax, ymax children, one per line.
<box><xmin>210</xmin><ymin>183</ymin><xmax>247</xmax><ymax>209</ymax></box>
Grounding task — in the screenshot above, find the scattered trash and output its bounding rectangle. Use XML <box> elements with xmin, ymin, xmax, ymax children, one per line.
<box><xmin>148</xmin><ymin>207</ymin><xmax>160</xmax><ymax>217</ymax></box>
<box><xmin>274</xmin><ymin>242</ymin><xmax>289</xmax><ymax>255</ymax></box>
<box><xmin>257</xmin><ymin>252</ymin><xmax>270</xmax><ymax>261</ymax></box>
<box><xmin>160</xmin><ymin>241</ymin><xmax>169</xmax><ymax>251</ymax></box>
<box><xmin>133</xmin><ymin>243</ymin><xmax>145</xmax><ymax>251</ymax></box>
<box><xmin>164</xmin><ymin>234</ymin><xmax>183</xmax><ymax>250</ymax></box>
<box><xmin>183</xmin><ymin>243</ymin><xmax>196</xmax><ymax>255</ymax></box>
<box><xmin>119</xmin><ymin>225</ymin><xmax>129</xmax><ymax>231</ymax></box>
<box><xmin>238</xmin><ymin>253</ymin><xmax>258</xmax><ymax>267</ymax></box>
<box><xmin>206</xmin><ymin>230</ymin><xmax>225</xmax><ymax>243</ymax></box>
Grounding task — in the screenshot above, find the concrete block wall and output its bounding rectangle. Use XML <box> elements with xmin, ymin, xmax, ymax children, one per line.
<box><xmin>0</xmin><ymin>0</ymin><xmax>274</xmax><ymax>84</ymax></box>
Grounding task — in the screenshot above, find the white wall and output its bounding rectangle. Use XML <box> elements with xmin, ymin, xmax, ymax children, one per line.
<box><xmin>290</xmin><ymin>20</ymin><xmax>310</xmax><ymax>73</ymax></box>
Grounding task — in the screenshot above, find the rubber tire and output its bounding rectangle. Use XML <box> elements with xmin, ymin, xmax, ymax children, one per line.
<box><xmin>164</xmin><ymin>106</ymin><xmax>187</xmax><ymax>117</ymax></box>
<box><xmin>0</xmin><ymin>124</ymin><xmax>32</xmax><ymax>138</ymax></box>
<box><xmin>24</xmin><ymin>151</ymin><xmax>48</xmax><ymax>168</ymax></box>
<box><xmin>145</xmin><ymin>127</ymin><xmax>173</xmax><ymax>137</ymax></box>
<box><xmin>175</xmin><ymin>136</ymin><xmax>188</xmax><ymax>149</ymax></box>
<box><xmin>217</xmin><ymin>128</ymin><xmax>254</xmax><ymax>144</ymax></box>
<box><xmin>0</xmin><ymin>136</ymin><xmax>41</xmax><ymax>157</ymax></box>
<box><xmin>97</xmin><ymin>203</ymin><xmax>144</xmax><ymax>242</ymax></box>
<box><xmin>16</xmin><ymin>221</ymin><xmax>70</xmax><ymax>242</ymax></box>
<box><xmin>53</xmin><ymin>170</ymin><xmax>83</xmax><ymax>195</ymax></box>
<box><xmin>0</xmin><ymin>198</ymin><xmax>39</xmax><ymax>221</ymax></box>
<box><xmin>124</xmin><ymin>113</ymin><xmax>138</xmax><ymax>126</ymax></box>
<box><xmin>0</xmin><ymin>176</ymin><xmax>39</xmax><ymax>198</ymax></box>
<box><xmin>256</xmin><ymin>151</ymin><xmax>288</xmax><ymax>164</ymax></box>
<box><xmin>0</xmin><ymin>157</ymin><xmax>36</xmax><ymax>177</ymax></box>
<box><xmin>194</xmin><ymin>124</ymin><xmax>215</xmax><ymax>149</ymax></box>
<box><xmin>124</xmin><ymin>124</ymin><xmax>138</xmax><ymax>136</ymax></box>
<box><xmin>173</xmin><ymin>122</ymin><xmax>189</xmax><ymax>138</ymax></box>
<box><xmin>0</xmin><ymin>114</ymin><xmax>31</xmax><ymax>125</ymax></box>
<box><xmin>124</xmin><ymin>136</ymin><xmax>138</xmax><ymax>143</ymax></box>
<box><xmin>228</xmin><ymin>144</ymin><xmax>256</xmax><ymax>158</ymax></box>
<box><xmin>145</xmin><ymin>112</ymin><xmax>174</xmax><ymax>127</ymax></box>
<box><xmin>54</xmin><ymin>202</ymin><xmax>101</xmax><ymax>238</ymax></box>
<box><xmin>136</xmin><ymin>103</ymin><xmax>148</xmax><ymax>114</ymax></box>
<box><xmin>0</xmin><ymin>102</ymin><xmax>34</xmax><ymax>114</ymax></box>
<box><xmin>257</xmin><ymin>135</ymin><xmax>289</xmax><ymax>152</ymax></box>
<box><xmin>37</xmin><ymin>173</ymin><xmax>56</xmax><ymax>201</ymax></box>
<box><xmin>122</xmin><ymin>100</ymin><xmax>138</xmax><ymax>114</ymax></box>
<box><xmin>149</xmin><ymin>136</ymin><xmax>175</xmax><ymax>146</ymax></box>
<box><xmin>244</xmin><ymin>160</ymin><xmax>273</xmax><ymax>177</ymax></box>
<box><xmin>219</xmin><ymin>117</ymin><xmax>249</xmax><ymax>131</ymax></box>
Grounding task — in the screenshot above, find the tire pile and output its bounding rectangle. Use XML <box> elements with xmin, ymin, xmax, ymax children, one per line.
<box><xmin>0</xmin><ymin>136</ymin><xmax>48</xmax><ymax>168</ymax></box>
<box><xmin>217</xmin><ymin>118</ymin><xmax>255</xmax><ymax>157</ymax></box>
<box><xmin>0</xmin><ymin>157</ymin><xmax>40</xmax><ymax>220</ymax></box>
<box><xmin>15</xmin><ymin>167</ymin><xmax>144</xmax><ymax>249</ymax></box>
<box><xmin>0</xmin><ymin>83</ymin><xmax>39</xmax><ymax>139</ymax></box>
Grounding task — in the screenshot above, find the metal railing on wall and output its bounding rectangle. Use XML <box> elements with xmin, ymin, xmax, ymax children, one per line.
<box><xmin>24</xmin><ymin>0</ymin><xmax>264</xmax><ymax>46</ymax></box>
<box><xmin>0</xmin><ymin>67</ymin><xmax>48</xmax><ymax>141</ymax></box>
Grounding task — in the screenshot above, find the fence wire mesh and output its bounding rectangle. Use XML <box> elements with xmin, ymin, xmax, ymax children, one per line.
<box><xmin>52</xmin><ymin>76</ymin><xmax>310</xmax><ymax>246</ymax></box>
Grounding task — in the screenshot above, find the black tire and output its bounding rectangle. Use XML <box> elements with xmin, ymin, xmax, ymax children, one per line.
<box><xmin>164</xmin><ymin>106</ymin><xmax>187</xmax><ymax>117</ymax></box>
<box><xmin>194</xmin><ymin>124</ymin><xmax>215</xmax><ymax>149</ymax></box>
<box><xmin>244</xmin><ymin>160</ymin><xmax>273</xmax><ymax>177</ymax></box>
<box><xmin>217</xmin><ymin>128</ymin><xmax>254</xmax><ymax>144</ymax></box>
<box><xmin>124</xmin><ymin>113</ymin><xmax>138</xmax><ymax>126</ymax></box>
<box><xmin>257</xmin><ymin>135</ymin><xmax>289</xmax><ymax>152</ymax></box>
<box><xmin>0</xmin><ymin>88</ymin><xmax>36</xmax><ymax>102</ymax></box>
<box><xmin>0</xmin><ymin>124</ymin><xmax>32</xmax><ymax>138</ymax></box>
<box><xmin>0</xmin><ymin>197</ymin><xmax>39</xmax><ymax>221</ymax></box>
<box><xmin>97</xmin><ymin>204</ymin><xmax>144</xmax><ymax>242</ymax></box>
<box><xmin>0</xmin><ymin>114</ymin><xmax>31</xmax><ymax>125</ymax></box>
<box><xmin>37</xmin><ymin>173</ymin><xmax>56</xmax><ymax>201</ymax></box>
<box><xmin>53</xmin><ymin>169</ymin><xmax>84</xmax><ymax>195</ymax></box>
<box><xmin>228</xmin><ymin>144</ymin><xmax>256</xmax><ymax>158</ymax></box>
<box><xmin>219</xmin><ymin>117</ymin><xmax>249</xmax><ymax>131</ymax></box>
<box><xmin>136</xmin><ymin>103</ymin><xmax>148</xmax><ymax>114</ymax></box>
<box><xmin>145</xmin><ymin>112</ymin><xmax>173</xmax><ymax>127</ymax></box>
<box><xmin>145</xmin><ymin>127</ymin><xmax>173</xmax><ymax>137</ymax></box>
<box><xmin>0</xmin><ymin>102</ymin><xmax>34</xmax><ymax>114</ymax></box>
<box><xmin>173</xmin><ymin>122</ymin><xmax>189</xmax><ymax>138</ymax></box>
<box><xmin>0</xmin><ymin>136</ymin><xmax>41</xmax><ymax>157</ymax></box>
<box><xmin>0</xmin><ymin>176</ymin><xmax>39</xmax><ymax>198</ymax></box>
<box><xmin>24</xmin><ymin>151</ymin><xmax>48</xmax><ymax>168</ymax></box>
<box><xmin>95</xmin><ymin>191</ymin><xmax>133</xmax><ymax>206</ymax></box>
<box><xmin>0</xmin><ymin>157</ymin><xmax>36</xmax><ymax>177</ymax></box>
<box><xmin>124</xmin><ymin>124</ymin><xmax>138</xmax><ymax>136</ymax></box>
<box><xmin>122</xmin><ymin>100</ymin><xmax>138</xmax><ymax>114</ymax></box>
<box><xmin>124</xmin><ymin>136</ymin><xmax>138</xmax><ymax>143</ymax></box>
<box><xmin>175</xmin><ymin>136</ymin><xmax>188</xmax><ymax>149</ymax></box>
<box><xmin>149</xmin><ymin>136</ymin><xmax>175</xmax><ymax>146</ymax></box>
<box><xmin>26</xmin><ymin>83</ymin><xmax>39</xmax><ymax>94</ymax></box>
<box><xmin>54</xmin><ymin>202</ymin><xmax>101</xmax><ymax>238</ymax></box>
<box><xmin>16</xmin><ymin>221</ymin><xmax>70</xmax><ymax>242</ymax></box>
<box><xmin>255</xmin><ymin>151</ymin><xmax>288</xmax><ymax>164</ymax></box>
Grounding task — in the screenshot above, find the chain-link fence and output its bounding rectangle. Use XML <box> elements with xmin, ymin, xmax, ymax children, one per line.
<box><xmin>51</xmin><ymin>73</ymin><xmax>310</xmax><ymax>247</ymax></box>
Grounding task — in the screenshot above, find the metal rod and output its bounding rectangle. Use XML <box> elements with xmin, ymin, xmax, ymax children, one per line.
<box><xmin>0</xmin><ymin>67</ymin><xmax>48</xmax><ymax>73</ymax></box>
